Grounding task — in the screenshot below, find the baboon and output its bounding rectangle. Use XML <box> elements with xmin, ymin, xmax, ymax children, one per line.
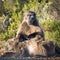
<box><xmin>22</xmin><ymin>40</ymin><xmax>38</xmax><ymax>57</ymax></box>
<box><xmin>16</xmin><ymin>11</ymin><xmax>45</xmax><ymax>41</ymax></box>
<box><xmin>0</xmin><ymin>11</ymin><xmax>45</xmax><ymax>57</ymax></box>
<box><xmin>22</xmin><ymin>40</ymin><xmax>55</xmax><ymax>57</ymax></box>
<box><xmin>16</xmin><ymin>22</ymin><xmax>43</xmax><ymax>42</ymax></box>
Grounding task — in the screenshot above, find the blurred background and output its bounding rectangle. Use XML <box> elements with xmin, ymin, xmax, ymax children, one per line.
<box><xmin>0</xmin><ymin>0</ymin><xmax>60</xmax><ymax>52</ymax></box>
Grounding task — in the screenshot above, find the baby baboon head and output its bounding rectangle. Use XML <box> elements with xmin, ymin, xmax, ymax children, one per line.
<box><xmin>22</xmin><ymin>11</ymin><xmax>39</xmax><ymax>26</ymax></box>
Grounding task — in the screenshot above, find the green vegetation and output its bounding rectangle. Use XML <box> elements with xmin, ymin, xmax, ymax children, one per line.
<box><xmin>40</xmin><ymin>20</ymin><xmax>60</xmax><ymax>47</ymax></box>
<box><xmin>0</xmin><ymin>0</ymin><xmax>60</xmax><ymax>48</ymax></box>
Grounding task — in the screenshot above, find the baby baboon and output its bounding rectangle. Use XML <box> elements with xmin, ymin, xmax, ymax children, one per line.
<box><xmin>16</xmin><ymin>11</ymin><xmax>45</xmax><ymax>41</ymax></box>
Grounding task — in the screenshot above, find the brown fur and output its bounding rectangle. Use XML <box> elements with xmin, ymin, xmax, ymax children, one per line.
<box><xmin>23</xmin><ymin>40</ymin><xmax>55</xmax><ymax>57</ymax></box>
<box><xmin>16</xmin><ymin>11</ymin><xmax>45</xmax><ymax>41</ymax></box>
<box><xmin>0</xmin><ymin>11</ymin><xmax>45</xmax><ymax>57</ymax></box>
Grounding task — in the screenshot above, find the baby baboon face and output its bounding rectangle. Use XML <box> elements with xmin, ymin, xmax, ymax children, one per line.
<box><xmin>23</xmin><ymin>11</ymin><xmax>36</xmax><ymax>25</ymax></box>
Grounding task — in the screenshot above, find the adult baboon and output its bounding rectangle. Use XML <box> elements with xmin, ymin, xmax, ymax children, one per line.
<box><xmin>16</xmin><ymin>11</ymin><xmax>45</xmax><ymax>41</ymax></box>
<box><xmin>22</xmin><ymin>40</ymin><xmax>55</xmax><ymax>57</ymax></box>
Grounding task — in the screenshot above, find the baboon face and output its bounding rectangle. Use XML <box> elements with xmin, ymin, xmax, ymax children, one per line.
<box><xmin>23</xmin><ymin>11</ymin><xmax>36</xmax><ymax>25</ymax></box>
